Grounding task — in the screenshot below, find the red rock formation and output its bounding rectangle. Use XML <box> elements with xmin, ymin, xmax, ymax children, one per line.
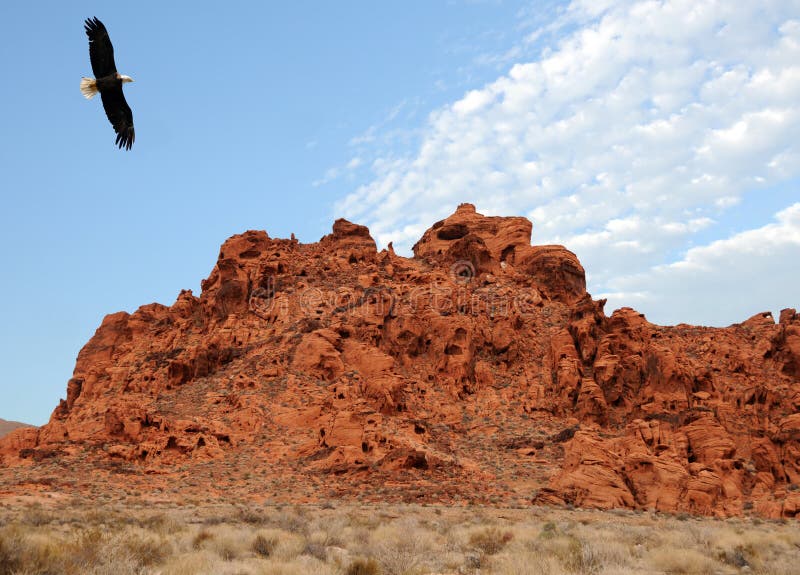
<box><xmin>0</xmin><ymin>204</ymin><xmax>797</xmax><ymax>517</ymax></box>
<box><xmin>533</xmin><ymin>305</ymin><xmax>800</xmax><ymax>518</ymax></box>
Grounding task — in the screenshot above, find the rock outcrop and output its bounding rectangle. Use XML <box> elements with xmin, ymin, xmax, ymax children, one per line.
<box><xmin>1</xmin><ymin>204</ymin><xmax>798</xmax><ymax>517</ymax></box>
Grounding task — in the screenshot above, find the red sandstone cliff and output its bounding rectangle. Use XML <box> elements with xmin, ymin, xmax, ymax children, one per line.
<box><xmin>1</xmin><ymin>204</ymin><xmax>798</xmax><ymax>517</ymax></box>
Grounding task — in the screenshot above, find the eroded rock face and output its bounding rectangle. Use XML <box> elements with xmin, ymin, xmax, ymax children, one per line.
<box><xmin>1</xmin><ymin>205</ymin><xmax>797</xmax><ymax>517</ymax></box>
<box><xmin>532</xmin><ymin>306</ymin><xmax>800</xmax><ymax>518</ymax></box>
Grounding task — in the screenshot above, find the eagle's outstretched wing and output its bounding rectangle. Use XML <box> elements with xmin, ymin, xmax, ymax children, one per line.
<box><xmin>84</xmin><ymin>17</ymin><xmax>117</xmax><ymax>79</ymax></box>
<box><xmin>100</xmin><ymin>88</ymin><xmax>135</xmax><ymax>150</ymax></box>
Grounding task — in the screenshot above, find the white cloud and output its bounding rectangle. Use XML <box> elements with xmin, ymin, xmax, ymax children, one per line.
<box><xmin>453</xmin><ymin>89</ymin><xmax>496</xmax><ymax>114</ymax></box>
<box><xmin>333</xmin><ymin>0</ymin><xmax>800</xmax><ymax>325</ymax></box>
<box><xmin>603</xmin><ymin>203</ymin><xmax>800</xmax><ymax>326</ymax></box>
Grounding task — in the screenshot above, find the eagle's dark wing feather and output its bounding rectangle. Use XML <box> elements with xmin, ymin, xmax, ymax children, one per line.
<box><xmin>84</xmin><ymin>17</ymin><xmax>117</xmax><ymax>78</ymax></box>
<box><xmin>100</xmin><ymin>87</ymin><xmax>135</xmax><ymax>150</ymax></box>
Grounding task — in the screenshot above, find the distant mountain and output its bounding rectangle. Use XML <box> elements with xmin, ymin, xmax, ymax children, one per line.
<box><xmin>0</xmin><ymin>418</ymin><xmax>33</xmax><ymax>438</ymax></box>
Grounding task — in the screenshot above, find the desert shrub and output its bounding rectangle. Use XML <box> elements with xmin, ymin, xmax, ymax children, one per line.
<box><xmin>134</xmin><ymin>513</ymin><xmax>182</xmax><ymax>538</ymax></box>
<box><xmin>237</xmin><ymin>506</ymin><xmax>268</xmax><ymax>525</ymax></box>
<box><xmin>67</xmin><ymin>527</ymin><xmax>107</xmax><ymax>567</ymax></box>
<box><xmin>192</xmin><ymin>528</ymin><xmax>214</xmax><ymax>550</ymax></box>
<box><xmin>23</xmin><ymin>508</ymin><xmax>57</xmax><ymax>527</ymax></box>
<box><xmin>253</xmin><ymin>527</ymin><xmax>306</xmax><ymax>561</ymax></box>
<box><xmin>717</xmin><ymin>544</ymin><xmax>750</xmax><ymax>568</ymax></box>
<box><xmin>306</xmin><ymin>516</ymin><xmax>347</xmax><ymax>548</ymax></box>
<box><xmin>549</xmin><ymin>535</ymin><xmax>600</xmax><ymax>573</ymax></box>
<box><xmin>4</xmin><ymin>528</ymin><xmax>67</xmax><ymax>574</ymax></box>
<box><xmin>347</xmin><ymin>557</ymin><xmax>382</xmax><ymax>575</ymax></box>
<box><xmin>139</xmin><ymin>512</ymin><xmax>169</xmax><ymax>529</ymax></box>
<box><xmin>493</xmin><ymin>551</ymin><xmax>564</xmax><ymax>575</ymax></box>
<box><xmin>274</xmin><ymin>508</ymin><xmax>309</xmax><ymax>533</ymax></box>
<box><xmin>369</xmin><ymin>521</ymin><xmax>428</xmax><ymax>575</ymax></box>
<box><xmin>0</xmin><ymin>533</ymin><xmax>20</xmax><ymax>575</ymax></box>
<box><xmin>209</xmin><ymin>535</ymin><xmax>241</xmax><ymax>561</ymax></box>
<box><xmin>209</xmin><ymin>537</ymin><xmax>239</xmax><ymax>561</ymax></box>
<box><xmin>469</xmin><ymin>526</ymin><xmax>514</xmax><ymax>556</ymax></box>
<box><xmin>201</xmin><ymin>514</ymin><xmax>228</xmax><ymax>526</ymax></box>
<box><xmin>304</xmin><ymin>516</ymin><xmax>346</xmax><ymax>546</ymax></box>
<box><xmin>540</xmin><ymin>521</ymin><xmax>558</xmax><ymax>539</ymax></box>
<box><xmin>258</xmin><ymin>556</ymin><xmax>338</xmax><ymax>575</ymax></box>
<box><xmin>649</xmin><ymin>546</ymin><xmax>719</xmax><ymax>574</ymax></box>
<box><xmin>192</xmin><ymin>526</ymin><xmax>246</xmax><ymax>561</ymax></box>
<box><xmin>118</xmin><ymin>528</ymin><xmax>168</xmax><ymax>567</ymax></box>
<box><xmin>252</xmin><ymin>533</ymin><xmax>279</xmax><ymax>557</ymax></box>
<box><xmin>302</xmin><ymin>540</ymin><xmax>328</xmax><ymax>561</ymax></box>
<box><xmin>159</xmin><ymin>550</ymin><xmax>218</xmax><ymax>575</ymax></box>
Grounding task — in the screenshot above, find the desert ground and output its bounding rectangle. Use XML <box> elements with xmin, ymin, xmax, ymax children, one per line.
<box><xmin>1</xmin><ymin>498</ymin><xmax>798</xmax><ymax>575</ymax></box>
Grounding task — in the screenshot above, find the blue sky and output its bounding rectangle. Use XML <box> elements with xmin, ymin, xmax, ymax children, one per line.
<box><xmin>1</xmin><ymin>0</ymin><xmax>798</xmax><ymax>424</ymax></box>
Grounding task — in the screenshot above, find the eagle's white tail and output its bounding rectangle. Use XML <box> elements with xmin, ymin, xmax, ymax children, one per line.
<box><xmin>80</xmin><ymin>77</ymin><xmax>98</xmax><ymax>99</ymax></box>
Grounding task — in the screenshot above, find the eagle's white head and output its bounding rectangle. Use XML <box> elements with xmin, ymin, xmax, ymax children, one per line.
<box><xmin>119</xmin><ymin>75</ymin><xmax>134</xmax><ymax>83</ymax></box>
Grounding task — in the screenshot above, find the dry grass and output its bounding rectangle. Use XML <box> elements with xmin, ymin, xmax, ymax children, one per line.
<box><xmin>0</xmin><ymin>501</ymin><xmax>796</xmax><ymax>575</ymax></box>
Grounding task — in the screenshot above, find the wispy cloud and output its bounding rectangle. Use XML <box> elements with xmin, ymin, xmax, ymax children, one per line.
<box><xmin>314</xmin><ymin>100</ymin><xmax>421</xmax><ymax>187</ymax></box>
<box><xmin>602</xmin><ymin>203</ymin><xmax>800</xmax><ymax>326</ymax></box>
<box><xmin>334</xmin><ymin>0</ymin><xmax>800</xmax><ymax>325</ymax></box>
<box><xmin>349</xmin><ymin>100</ymin><xmax>411</xmax><ymax>146</ymax></box>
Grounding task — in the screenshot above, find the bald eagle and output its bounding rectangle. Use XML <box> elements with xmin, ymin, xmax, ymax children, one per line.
<box><xmin>80</xmin><ymin>17</ymin><xmax>135</xmax><ymax>150</ymax></box>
